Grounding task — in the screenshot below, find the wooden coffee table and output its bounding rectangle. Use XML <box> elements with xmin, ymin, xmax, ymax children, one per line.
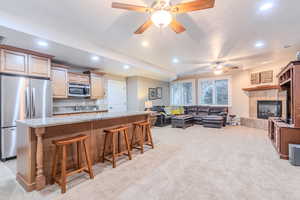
<box><xmin>171</xmin><ymin>115</ymin><xmax>194</xmax><ymax>129</ymax></box>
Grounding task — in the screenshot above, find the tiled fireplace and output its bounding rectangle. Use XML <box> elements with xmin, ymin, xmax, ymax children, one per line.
<box><xmin>241</xmin><ymin>89</ymin><xmax>286</xmax><ymax>130</ymax></box>
<box><xmin>257</xmin><ymin>100</ymin><xmax>282</xmax><ymax>119</ymax></box>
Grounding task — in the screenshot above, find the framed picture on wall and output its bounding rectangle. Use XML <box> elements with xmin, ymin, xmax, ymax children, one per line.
<box><xmin>251</xmin><ymin>72</ymin><xmax>260</xmax><ymax>85</ymax></box>
<box><xmin>260</xmin><ymin>70</ymin><xmax>273</xmax><ymax>83</ymax></box>
<box><xmin>156</xmin><ymin>87</ymin><xmax>162</xmax><ymax>99</ymax></box>
<box><xmin>148</xmin><ymin>88</ymin><xmax>157</xmax><ymax>100</ymax></box>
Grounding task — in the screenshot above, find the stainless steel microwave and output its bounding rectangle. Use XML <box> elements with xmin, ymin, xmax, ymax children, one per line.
<box><xmin>68</xmin><ymin>83</ymin><xmax>90</xmax><ymax>97</ymax></box>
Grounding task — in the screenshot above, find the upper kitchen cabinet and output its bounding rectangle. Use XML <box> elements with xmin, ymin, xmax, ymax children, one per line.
<box><xmin>51</xmin><ymin>65</ymin><xmax>69</xmax><ymax>99</ymax></box>
<box><xmin>85</xmin><ymin>71</ymin><xmax>105</xmax><ymax>99</ymax></box>
<box><xmin>0</xmin><ymin>49</ymin><xmax>27</xmax><ymax>75</ymax></box>
<box><xmin>0</xmin><ymin>45</ymin><xmax>53</xmax><ymax>78</ymax></box>
<box><xmin>28</xmin><ymin>55</ymin><xmax>51</xmax><ymax>78</ymax></box>
<box><xmin>68</xmin><ymin>72</ymin><xmax>90</xmax><ymax>85</ymax></box>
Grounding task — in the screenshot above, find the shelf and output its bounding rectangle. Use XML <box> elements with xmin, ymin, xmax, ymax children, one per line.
<box><xmin>242</xmin><ymin>85</ymin><xmax>280</xmax><ymax>91</ymax></box>
<box><xmin>279</xmin><ymin>78</ymin><xmax>291</xmax><ymax>86</ymax></box>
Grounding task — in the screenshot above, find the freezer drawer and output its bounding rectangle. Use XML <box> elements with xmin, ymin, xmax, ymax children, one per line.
<box><xmin>1</xmin><ymin>127</ymin><xmax>17</xmax><ymax>160</ymax></box>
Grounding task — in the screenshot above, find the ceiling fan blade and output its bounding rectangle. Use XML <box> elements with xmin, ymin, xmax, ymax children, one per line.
<box><xmin>112</xmin><ymin>2</ymin><xmax>150</xmax><ymax>12</ymax></box>
<box><xmin>172</xmin><ymin>0</ymin><xmax>215</xmax><ymax>14</ymax></box>
<box><xmin>170</xmin><ymin>19</ymin><xmax>186</xmax><ymax>34</ymax></box>
<box><xmin>134</xmin><ymin>19</ymin><xmax>153</xmax><ymax>34</ymax></box>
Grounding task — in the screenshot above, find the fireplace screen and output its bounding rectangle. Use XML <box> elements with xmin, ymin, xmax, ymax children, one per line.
<box><xmin>257</xmin><ymin>101</ymin><xmax>282</xmax><ymax>119</ymax></box>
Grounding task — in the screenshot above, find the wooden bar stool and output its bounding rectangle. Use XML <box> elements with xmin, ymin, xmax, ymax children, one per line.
<box><xmin>102</xmin><ymin>126</ymin><xmax>132</xmax><ymax>168</ymax></box>
<box><xmin>131</xmin><ymin>121</ymin><xmax>154</xmax><ymax>154</ymax></box>
<box><xmin>51</xmin><ymin>134</ymin><xmax>94</xmax><ymax>193</ymax></box>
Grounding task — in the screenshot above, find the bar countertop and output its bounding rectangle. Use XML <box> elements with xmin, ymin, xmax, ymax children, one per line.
<box><xmin>16</xmin><ymin>111</ymin><xmax>150</xmax><ymax>128</ymax></box>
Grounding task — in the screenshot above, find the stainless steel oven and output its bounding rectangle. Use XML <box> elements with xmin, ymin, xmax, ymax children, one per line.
<box><xmin>68</xmin><ymin>83</ymin><xmax>90</xmax><ymax>97</ymax></box>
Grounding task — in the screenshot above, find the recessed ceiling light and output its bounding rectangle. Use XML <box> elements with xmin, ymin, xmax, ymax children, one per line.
<box><xmin>172</xmin><ymin>58</ymin><xmax>179</xmax><ymax>64</ymax></box>
<box><xmin>259</xmin><ymin>2</ymin><xmax>274</xmax><ymax>11</ymax></box>
<box><xmin>37</xmin><ymin>41</ymin><xmax>48</xmax><ymax>47</ymax></box>
<box><xmin>123</xmin><ymin>65</ymin><xmax>130</xmax><ymax>69</ymax></box>
<box><xmin>255</xmin><ymin>41</ymin><xmax>265</xmax><ymax>48</ymax></box>
<box><xmin>214</xmin><ymin>70</ymin><xmax>223</xmax><ymax>75</ymax></box>
<box><xmin>142</xmin><ymin>41</ymin><xmax>149</xmax><ymax>47</ymax></box>
<box><xmin>91</xmin><ymin>56</ymin><xmax>100</xmax><ymax>61</ymax></box>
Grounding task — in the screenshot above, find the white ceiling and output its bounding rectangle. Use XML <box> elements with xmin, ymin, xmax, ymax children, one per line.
<box><xmin>0</xmin><ymin>0</ymin><xmax>299</xmax><ymax>80</ymax></box>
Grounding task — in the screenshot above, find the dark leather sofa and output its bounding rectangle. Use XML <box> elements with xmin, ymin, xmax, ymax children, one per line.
<box><xmin>151</xmin><ymin>106</ymin><xmax>172</xmax><ymax>127</ymax></box>
<box><xmin>184</xmin><ymin>106</ymin><xmax>228</xmax><ymax>126</ymax></box>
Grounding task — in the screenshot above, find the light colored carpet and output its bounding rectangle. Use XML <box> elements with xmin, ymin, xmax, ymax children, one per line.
<box><xmin>1</xmin><ymin>126</ymin><xmax>300</xmax><ymax>200</ymax></box>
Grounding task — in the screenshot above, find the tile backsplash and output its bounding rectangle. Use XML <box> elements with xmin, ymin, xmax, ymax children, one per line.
<box><xmin>53</xmin><ymin>98</ymin><xmax>108</xmax><ymax>113</ymax></box>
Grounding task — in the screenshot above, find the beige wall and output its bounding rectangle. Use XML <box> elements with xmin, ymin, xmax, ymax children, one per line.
<box><xmin>127</xmin><ymin>76</ymin><xmax>170</xmax><ymax>111</ymax></box>
<box><xmin>230</xmin><ymin>70</ymin><xmax>250</xmax><ymax>117</ymax></box>
<box><xmin>127</xmin><ymin>77</ymin><xmax>139</xmax><ymax>111</ymax></box>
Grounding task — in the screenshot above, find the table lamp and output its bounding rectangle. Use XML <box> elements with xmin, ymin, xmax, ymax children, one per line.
<box><xmin>145</xmin><ymin>100</ymin><xmax>153</xmax><ymax>111</ymax></box>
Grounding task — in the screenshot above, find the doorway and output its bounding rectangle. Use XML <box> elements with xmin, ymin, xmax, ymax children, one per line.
<box><xmin>107</xmin><ymin>80</ymin><xmax>127</xmax><ymax>112</ymax></box>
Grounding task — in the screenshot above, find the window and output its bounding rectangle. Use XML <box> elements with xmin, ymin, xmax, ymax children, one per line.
<box><xmin>198</xmin><ymin>77</ymin><xmax>231</xmax><ymax>106</ymax></box>
<box><xmin>170</xmin><ymin>80</ymin><xmax>195</xmax><ymax>105</ymax></box>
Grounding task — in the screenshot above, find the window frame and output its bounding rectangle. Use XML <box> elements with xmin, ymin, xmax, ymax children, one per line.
<box><xmin>198</xmin><ymin>76</ymin><xmax>232</xmax><ymax>107</ymax></box>
<box><xmin>170</xmin><ymin>79</ymin><xmax>196</xmax><ymax>106</ymax></box>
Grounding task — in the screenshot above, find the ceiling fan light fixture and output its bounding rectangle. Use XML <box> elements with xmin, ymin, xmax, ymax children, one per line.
<box><xmin>214</xmin><ymin>70</ymin><xmax>223</xmax><ymax>75</ymax></box>
<box><xmin>216</xmin><ymin>64</ymin><xmax>223</xmax><ymax>69</ymax></box>
<box><xmin>151</xmin><ymin>10</ymin><xmax>172</xmax><ymax>28</ymax></box>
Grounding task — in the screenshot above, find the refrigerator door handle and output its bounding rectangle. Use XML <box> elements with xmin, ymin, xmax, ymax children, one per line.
<box><xmin>25</xmin><ymin>88</ymin><xmax>30</xmax><ymax>118</ymax></box>
<box><xmin>31</xmin><ymin>88</ymin><xmax>36</xmax><ymax>118</ymax></box>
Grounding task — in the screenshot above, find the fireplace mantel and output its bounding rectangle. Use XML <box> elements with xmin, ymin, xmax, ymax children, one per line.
<box><xmin>242</xmin><ymin>85</ymin><xmax>280</xmax><ymax>92</ymax></box>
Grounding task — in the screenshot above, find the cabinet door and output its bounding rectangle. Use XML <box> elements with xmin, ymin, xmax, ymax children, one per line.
<box><xmin>0</xmin><ymin>49</ymin><xmax>27</xmax><ymax>75</ymax></box>
<box><xmin>90</xmin><ymin>75</ymin><xmax>105</xmax><ymax>99</ymax></box>
<box><xmin>28</xmin><ymin>55</ymin><xmax>51</xmax><ymax>78</ymax></box>
<box><xmin>68</xmin><ymin>72</ymin><xmax>90</xmax><ymax>85</ymax></box>
<box><xmin>51</xmin><ymin>67</ymin><xmax>68</xmax><ymax>98</ymax></box>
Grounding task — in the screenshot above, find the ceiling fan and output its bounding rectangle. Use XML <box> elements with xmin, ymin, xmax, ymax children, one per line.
<box><xmin>112</xmin><ymin>0</ymin><xmax>215</xmax><ymax>34</ymax></box>
<box><xmin>180</xmin><ymin>61</ymin><xmax>242</xmax><ymax>76</ymax></box>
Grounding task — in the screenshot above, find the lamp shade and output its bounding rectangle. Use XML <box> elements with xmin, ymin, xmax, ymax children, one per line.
<box><xmin>145</xmin><ymin>101</ymin><xmax>153</xmax><ymax>109</ymax></box>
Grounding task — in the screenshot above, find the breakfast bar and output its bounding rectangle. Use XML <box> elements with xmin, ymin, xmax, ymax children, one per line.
<box><xmin>16</xmin><ymin>111</ymin><xmax>150</xmax><ymax>192</ymax></box>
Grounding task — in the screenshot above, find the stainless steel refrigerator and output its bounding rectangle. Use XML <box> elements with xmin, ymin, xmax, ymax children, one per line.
<box><xmin>0</xmin><ymin>74</ymin><xmax>52</xmax><ymax>161</ymax></box>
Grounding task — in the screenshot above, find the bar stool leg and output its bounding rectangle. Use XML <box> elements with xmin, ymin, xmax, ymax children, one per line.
<box><xmin>61</xmin><ymin>145</ymin><xmax>67</xmax><ymax>194</ymax></box>
<box><xmin>123</xmin><ymin>129</ymin><xmax>132</xmax><ymax>160</ymax></box>
<box><xmin>83</xmin><ymin>140</ymin><xmax>94</xmax><ymax>179</ymax></box>
<box><xmin>111</xmin><ymin>133</ymin><xmax>116</xmax><ymax>168</ymax></box>
<box><xmin>77</xmin><ymin>141</ymin><xmax>81</xmax><ymax>169</ymax></box>
<box><xmin>131</xmin><ymin>125</ymin><xmax>136</xmax><ymax>150</ymax></box>
<box><xmin>138</xmin><ymin>126</ymin><xmax>144</xmax><ymax>154</ymax></box>
<box><xmin>146</xmin><ymin>125</ymin><xmax>154</xmax><ymax>149</ymax></box>
<box><xmin>118</xmin><ymin>131</ymin><xmax>121</xmax><ymax>153</ymax></box>
<box><xmin>102</xmin><ymin>133</ymin><xmax>107</xmax><ymax>162</ymax></box>
<box><xmin>50</xmin><ymin>145</ymin><xmax>59</xmax><ymax>185</ymax></box>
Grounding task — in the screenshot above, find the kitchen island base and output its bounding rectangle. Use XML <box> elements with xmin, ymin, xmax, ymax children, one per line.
<box><xmin>16</xmin><ymin>112</ymin><xmax>149</xmax><ymax>192</ymax></box>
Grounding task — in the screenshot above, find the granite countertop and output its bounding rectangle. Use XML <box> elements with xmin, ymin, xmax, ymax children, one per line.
<box><xmin>17</xmin><ymin>111</ymin><xmax>150</xmax><ymax>128</ymax></box>
<box><xmin>53</xmin><ymin>109</ymin><xmax>108</xmax><ymax>115</ymax></box>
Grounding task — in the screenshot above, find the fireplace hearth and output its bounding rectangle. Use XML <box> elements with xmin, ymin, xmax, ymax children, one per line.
<box><xmin>257</xmin><ymin>100</ymin><xmax>282</xmax><ymax>119</ymax></box>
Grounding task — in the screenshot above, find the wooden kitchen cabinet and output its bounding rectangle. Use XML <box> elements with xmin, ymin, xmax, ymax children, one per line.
<box><xmin>90</xmin><ymin>74</ymin><xmax>105</xmax><ymax>99</ymax></box>
<box><xmin>0</xmin><ymin>45</ymin><xmax>53</xmax><ymax>78</ymax></box>
<box><xmin>68</xmin><ymin>72</ymin><xmax>90</xmax><ymax>85</ymax></box>
<box><xmin>28</xmin><ymin>55</ymin><xmax>51</xmax><ymax>78</ymax></box>
<box><xmin>0</xmin><ymin>49</ymin><xmax>28</xmax><ymax>75</ymax></box>
<box><xmin>51</xmin><ymin>67</ymin><xmax>68</xmax><ymax>98</ymax></box>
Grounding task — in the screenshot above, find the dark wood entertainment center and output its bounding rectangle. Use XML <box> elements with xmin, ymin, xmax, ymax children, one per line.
<box><xmin>268</xmin><ymin>61</ymin><xmax>300</xmax><ymax>159</ymax></box>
